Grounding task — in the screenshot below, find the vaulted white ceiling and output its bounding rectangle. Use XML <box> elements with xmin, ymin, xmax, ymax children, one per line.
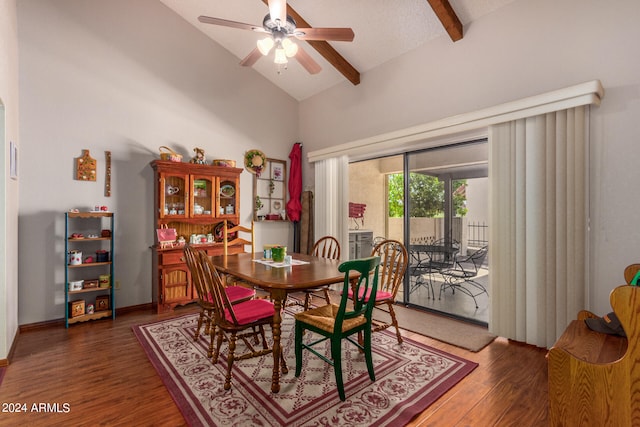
<box><xmin>159</xmin><ymin>0</ymin><xmax>516</xmax><ymax>101</ymax></box>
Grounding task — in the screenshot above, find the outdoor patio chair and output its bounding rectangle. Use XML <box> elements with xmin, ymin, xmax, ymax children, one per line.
<box><xmin>439</xmin><ymin>245</ymin><xmax>488</xmax><ymax>308</ymax></box>
<box><xmin>409</xmin><ymin>238</ymin><xmax>459</xmax><ymax>300</ymax></box>
<box><xmin>409</xmin><ymin>246</ymin><xmax>436</xmax><ymax>299</ymax></box>
<box><xmin>294</xmin><ymin>256</ymin><xmax>381</xmax><ymax>401</ymax></box>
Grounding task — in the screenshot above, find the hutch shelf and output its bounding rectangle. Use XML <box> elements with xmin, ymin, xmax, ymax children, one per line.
<box><xmin>64</xmin><ymin>211</ymin><xmax>115</xmax><ymax>327</ymax></box>
<box><xmin>151</xmin><ymin>160</ymin><xmax>246</xmax><ymax>313</ymax></box>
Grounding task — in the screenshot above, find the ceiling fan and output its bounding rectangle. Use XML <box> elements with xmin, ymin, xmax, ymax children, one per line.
<box><xmin>198</xmin><ymin>0</ymin><xmax>354</xmax><ymax>74</ymax></box>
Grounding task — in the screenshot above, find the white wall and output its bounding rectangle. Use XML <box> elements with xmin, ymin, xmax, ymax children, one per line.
<box><xmin>300</xmin><ymin>0</ymin><xmax>640</xmax><ymax>315</ymax></box>
<box><xmin>17</xmin><ymin>0</ymin><xmax>297</xmax><ymax>324</ymax></box>
<box><xmin>0</xmin><ymin>0</ymin><xmax>19</xmax><ymax>360</ymax></box>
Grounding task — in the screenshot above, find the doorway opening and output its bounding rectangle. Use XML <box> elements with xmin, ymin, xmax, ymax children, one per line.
<box><xmin>348</xmin><ymin>139</ymin><xmax>488</xmax><ymax>325</ymax></box>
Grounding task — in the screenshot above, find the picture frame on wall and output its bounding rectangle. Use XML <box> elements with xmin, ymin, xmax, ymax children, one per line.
<box><xmin>10</xmin><ymin>141</ymin><xmax>17</xmax><ymax>180</ymax></box>
<box><xmin>272</xmin><ymin>163</ymin><xmax>283</xmax><ymax>181</ymax></box>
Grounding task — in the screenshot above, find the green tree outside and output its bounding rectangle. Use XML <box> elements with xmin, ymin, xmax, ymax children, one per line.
<box><xmin>388</xmin><ymin>173</ymin><xmax>467</xmax><ymax>218</ymax></box>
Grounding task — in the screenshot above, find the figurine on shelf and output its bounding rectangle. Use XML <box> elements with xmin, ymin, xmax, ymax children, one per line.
<box><xmin>191</xmin><ymin>147</ymin><xmax>206</xmax><ymax>164</ymax></box>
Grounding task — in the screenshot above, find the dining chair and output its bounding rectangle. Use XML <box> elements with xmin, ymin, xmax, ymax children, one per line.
<box><xmin>439</xmin><ymin>245</ymin><xmax>488</xmax><ymax>308</ymax></box>
<box><xmin>183</xmin><ymin>245</ymin><xmax>256</xmax><ymax>349</ymax></box>
<box><xmin>294</xmin><ymin>256</ymin><xmax>381</xmax><ymax>401</ymax></box>
<box><xmin>368</xmin><ymin>239</ymin><xmax>409</xmax><ymax>344</ymax></box>
<box><xmin>298</xmin><ymin>236</ymin><xmax>341</xmax><ymax>310</ymax></box>
<box><xmin>223</xmin><ymin>220</ymin><xmax>255</xmax><ymax>256</ymax></box>
<box><xmin>199</xmin><ymin>251</ymin><xmax>286</xmax><ymax>391</ymax></box>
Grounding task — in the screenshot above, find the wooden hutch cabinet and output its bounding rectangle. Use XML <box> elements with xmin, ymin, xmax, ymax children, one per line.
<box><xmin>151</xmin><ymin>160</ymin><xmax>244</xmax><ymax>313</ymax></box>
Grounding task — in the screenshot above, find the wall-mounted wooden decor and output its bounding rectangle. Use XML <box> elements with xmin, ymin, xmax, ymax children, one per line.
<box><xmin>105</xmin><ymin>151</ymin><xmax>112</xmax><ymax>196</ymax></box>
<box><xmin>76</xmin><ymin>149</ymin><xmax>97</xmax><ymax>181</ymax></box>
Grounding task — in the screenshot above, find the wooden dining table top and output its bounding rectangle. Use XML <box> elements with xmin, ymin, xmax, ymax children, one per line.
<box><xmin>208</xmin><ymin>252</ymin><xmax>353</xmax><ymax>291</ymax></box>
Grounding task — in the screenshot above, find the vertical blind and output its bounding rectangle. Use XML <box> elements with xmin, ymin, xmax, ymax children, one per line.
<box><xmin>314</xmin><ymin>156</ymin><xmax>350</xmax><ymax>258</ymax></box>
<box><xmin>489</xmin><ymin>106</ymin><xmax>588</xmax><ymax>348</ymax></box>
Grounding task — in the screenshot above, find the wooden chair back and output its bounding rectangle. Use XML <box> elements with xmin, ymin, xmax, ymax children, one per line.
<box><xmin>311</xmin><ymin>236</ymin><xmax>341</xmax><ymax>260</ymax></box>
<box><xmin>183</xmin><ymin>244</ymin><xmax>207</xmax><ymax>303</ymax></box>
<box><xmin>199</xmin><ymin>251</ymin><xmax>239</xmax><ymax>325</ymax></box>
<box><xmin>371</xmin><ymin>239</ymin><xmax>408</xmax><ymax>298</ymax></box>
<box><xmin>624</xmin><ymin>263</ymin><xmax>640</xmax><ymax>285</ymax></box>
<box><xmin>223</xmin><ymin>220</ymin><xmax>255</xmax><ymax>256</ymax></box>
<box><xmin>335</xmin><ymin>256</ymin><xmax>381</xmax><ymax>330</ymax></box>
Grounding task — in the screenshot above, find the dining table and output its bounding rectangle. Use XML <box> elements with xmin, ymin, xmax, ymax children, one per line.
<box><xmin>208</xmin><ymin>251</ymin><xmax>355</xmax><ymax>393</ymax></box>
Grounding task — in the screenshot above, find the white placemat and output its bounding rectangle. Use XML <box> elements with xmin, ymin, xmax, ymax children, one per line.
<box><xmin>252</xmin><ymin>258</ymin><xmax>310</xmax><ymax>268</ymax></box>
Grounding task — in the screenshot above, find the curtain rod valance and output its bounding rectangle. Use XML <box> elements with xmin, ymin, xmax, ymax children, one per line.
<box><xmin>307</xmin><ymin>80</ymin><xmax>604</xmax><ymax>163</ymax></box>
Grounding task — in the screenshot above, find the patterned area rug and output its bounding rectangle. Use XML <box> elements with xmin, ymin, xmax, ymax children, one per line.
<box><xmin>133</xmin><ymin>311</ymin><xmax>477</xmax><ymax>426</ymax></box>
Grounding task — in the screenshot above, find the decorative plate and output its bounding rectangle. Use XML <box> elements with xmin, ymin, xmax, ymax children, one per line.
<box><xmin>214</xmin><ymin>221</ymin><xmax>237</xmax><ymax>242</ymax></box>
<box><xmin>244</xmin><ymin>149</ymin><xmax>266</xmax><ymax>176</ymax></box>
<box><xmin>219</xmin><ymin>184</ymin><xmax>235</xmax><ymax>198</ymax></box>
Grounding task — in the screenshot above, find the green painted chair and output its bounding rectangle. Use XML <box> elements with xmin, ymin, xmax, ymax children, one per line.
<box><xmin>294</xmin><ymin>256</ymin><xmax>381</xmax><ymax>401</ymax></box>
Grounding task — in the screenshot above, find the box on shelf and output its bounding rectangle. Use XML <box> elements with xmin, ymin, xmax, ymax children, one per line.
<box><xmin>69</xmin><ymin>300</ymin><xmax>85</xmax><ymax>318</ymax></box>
<box><xmin>98</xmin><ymin>274</ymin><xmax>110</xmax><ymax>288</ymax></box>
<box><xmin>96</xmin><ymin>250</ymin><xmax>109</xmax><ymax>262</ymax></box>
<box><xmin>95</xmin><ymin>295</ymin><xmax>110</xmax><ymax>311</ymax></box>
<box><xmin>83</xmin><ymin>279</ymin><xmax>98</xmax><ymax>289</ymax></box>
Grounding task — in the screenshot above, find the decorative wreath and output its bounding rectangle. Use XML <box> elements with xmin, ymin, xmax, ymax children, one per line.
<box><xmin>244</xmin><ymin>149</ymin><xmax>266</xmax><ymax>177</ymax></box>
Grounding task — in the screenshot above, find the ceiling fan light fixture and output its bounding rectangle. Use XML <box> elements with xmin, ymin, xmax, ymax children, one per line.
<box><xmin>257</xmin><ymin>37</ymin><xmax>274</xmax><ymax>55</ymax></box>
<box><xmin>273</xmin><ymin>47</ymin><xmax>288</xmax><ymax>64</ymax></box>
<box><xmin>281</xmin><ymin>38</ymin><xmax>298</xmax><ymax>57</ymax></box>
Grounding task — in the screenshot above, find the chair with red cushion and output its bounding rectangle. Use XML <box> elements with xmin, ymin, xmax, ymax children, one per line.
<box><xmin>183</xmin><ymin>245</ymin><xmax>255</xmax><ymax>351</ymax></box>
<box><xmin>347</xmin><ymin>239</ymin><xmax>408</xmax><ymax>344</ymax></box>
<box><xmin>198</xmin><ymin>251</ymin><xmax>286</xmax><ymax>390</ymax></box>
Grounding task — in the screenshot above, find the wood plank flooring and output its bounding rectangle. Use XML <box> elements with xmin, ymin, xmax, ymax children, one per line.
<box><xmin>0</xmin><ymin>304</ymin><xmax>549</xmax><ymax>426</ymax></box>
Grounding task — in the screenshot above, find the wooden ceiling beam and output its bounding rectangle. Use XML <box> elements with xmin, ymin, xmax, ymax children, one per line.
<box><xmin>261</xmin><ymin>0</ymin><xmax>360</xmax><ymax>85</ymax></box>
<box><xmin>426</xmin><ymin>0</ymin><xmax>463</xmax><ymax>42</ymax></box>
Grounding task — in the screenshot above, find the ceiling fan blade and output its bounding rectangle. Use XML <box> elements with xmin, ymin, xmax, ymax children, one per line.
<box><xmin>294</xmin><ymin>27</ymin><xmax>355</xmax><ymax>42</ymax></box>
<box><xmin>198</xmin><ymin>15</ymin><xmax>266</xmax><ymax>33</ymax></box>
<box><xmin>268</xmin><ymin>0</ymin><xmax>287</xmax><ymax>24</ymax></box>
<box><xmin>295</xmin><ymin>47</ymin><xmax>322</xmax><ymax>74</ymax></box>
<box><xmin>239</xmin><ymin>47</ymin><xmax>263</xmax><ymax>67</ymax></box>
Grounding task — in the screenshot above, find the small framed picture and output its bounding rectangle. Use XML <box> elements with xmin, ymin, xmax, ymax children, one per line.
<box><xmin>272</xmin><ymin>163</ymin><xmax>283</xmax><ymax>181</ymax></box>
<box><xmin>10</xmin><ymin>141</ymin><xmax>17</xmax><ymax>180</ymax></box>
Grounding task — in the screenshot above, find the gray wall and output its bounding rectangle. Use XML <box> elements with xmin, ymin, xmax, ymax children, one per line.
<box><xmin>299</xmin><ymin>0</ymin><xmax>640</xmax><ymax>315</ymax></box>
<box><xmin>16</xmin><ymin>0</ymin><xmax>298</xmax><ymax>324</ymax></box>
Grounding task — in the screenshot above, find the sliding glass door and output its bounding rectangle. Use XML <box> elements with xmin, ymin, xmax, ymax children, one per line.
<box><xmin>401</xmin><ymin>141</ymin><xmax>489</xmax><ymax>324</ymax></box>
<box><xmin>349</xmin><ymin>140</ymin><xmax>488</xmax><ymax>324</ymax></box>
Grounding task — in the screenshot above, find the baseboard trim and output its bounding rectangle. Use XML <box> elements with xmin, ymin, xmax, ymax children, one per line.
<box><xmin>18</xmin><ymin>303</ymin><xmax>155</xmax><ymax>333</ymax></box>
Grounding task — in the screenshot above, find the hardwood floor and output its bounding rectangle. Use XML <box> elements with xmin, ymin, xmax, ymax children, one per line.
<box><xmin>0</xmin><ymin>304</ymin><xmax>549</xmax><ymax>426</ymax></box>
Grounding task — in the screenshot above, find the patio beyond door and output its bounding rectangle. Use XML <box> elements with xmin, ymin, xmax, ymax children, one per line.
<box><xmin>349</xmin><ymin>141</ymin><xmax>489</xmax><ymax>325</ymax></box>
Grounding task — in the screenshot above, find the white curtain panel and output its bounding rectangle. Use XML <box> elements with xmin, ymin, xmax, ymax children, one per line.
<box><xmin>314</xmin><ymin>156</ymin><xmax>349</xmax><ymax>259</ymax></box>
<box><xmin>489</xmin><ymin>106</ymin><xmax>588</xmax><ymax>348</ymax></box>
